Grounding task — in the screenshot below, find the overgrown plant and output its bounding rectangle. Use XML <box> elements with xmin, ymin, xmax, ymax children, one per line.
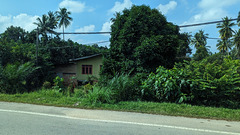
<box><xmin>84</xmin><ymin>86</ymin><xmax>114</xmax><ymax>105</ymax></box>
<box><xmin>0</xmin><ymin>62</ymin><xmax>38</xmax><ymax>94</ymax></box>
<box><xmin>53</xmin><ymin>76</ymin><xmax>65</xmax><ymax>92</ymax></box>
<box><xmin>100</xmin><ymin>73</ymin><xmax>141</xmax><ymax>102</ymax></box>
<box><xmin>142</xmin><ymin>66</ymin><xmax>193</xmax><ymax>103</ymax></box>
<box><xmin>142</xmin><ymin>57</ymin><xmax>240</xmax><ymax>109</ymax></box>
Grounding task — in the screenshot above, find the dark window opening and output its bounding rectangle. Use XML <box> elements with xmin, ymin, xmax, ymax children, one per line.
<box><xmin>82</xmin><ymin>65</ymin><xmax>92</xmax><ymax>74</ymax></box>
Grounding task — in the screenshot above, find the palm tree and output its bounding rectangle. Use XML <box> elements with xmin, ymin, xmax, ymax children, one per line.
<box><xmin>217</xmin><ymin>17</ymin><xmax>236</xmax><ymax>55</ymax></box>
<box><xmin>56</xmin><ymin>8</ymin><xmax>73</xmax><ymax>40</ymax></box>
<box><xmin>47</xmin><ymin>11</ymin><xmax>58</xmax><ymax>37</ymax></box>
<box><xmin>34</xmin><ymin>14</ymin><xmax>53</xmax><ymax>40</ymax></box>
<box><xmin>216</xmin><ymin>39</ymin><xmax>233</xmax><ymax>55</ymax></box>
<box><xmin>217</xmin><ymin>17</ymin><xmax>235</xmax><ymax>41</ymax></box>
<box><xmin>191</xmin><ymin>30</ymin><xmax>209</xmax><ymax>48</ymax></box>
<box><xmin>233</xmin><ymin>30</ymin><xmax>240</xmax><ymax>57</ymax></box>
<box><xmin>191</xmin><ymin>30</ymin><xmax>210</xmax><ymax>60</ymax></box>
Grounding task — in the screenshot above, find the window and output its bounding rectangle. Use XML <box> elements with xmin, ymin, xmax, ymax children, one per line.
<box><xmin>82</xmin><ymin>65</ymin><xmax>92</xmax><ymax>74</ymax></box>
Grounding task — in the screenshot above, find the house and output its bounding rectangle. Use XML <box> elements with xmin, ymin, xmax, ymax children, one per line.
<box><xmin>54</xmin><ymin>54</ymin><xmax>103</xmax><ymax>84</ymax></box>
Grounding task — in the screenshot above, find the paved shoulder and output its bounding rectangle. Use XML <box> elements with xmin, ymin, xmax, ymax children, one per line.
<box><xmin>0</xmin><ymin>102</ymin><xmax>239</xmax><ymax>135</ymax></box>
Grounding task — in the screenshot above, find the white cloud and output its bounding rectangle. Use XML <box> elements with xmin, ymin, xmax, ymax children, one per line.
<box><xmin>59</xmin><ymin>0</ymin><xmax>92</xmax><ymax>13</ymax></box>
<box><xmin>75</xmin><ymin>25</ymin><xmax>95</xmax><ymax>32</ymax></box>
<box><xmin>100</xmin><ymin>21</ymin><xmax>113</xmax><ymax>32</ymax></box>
<box><xmin>198</xmin><ymin>0</ymin><xmax>239</xmax><ymax>9</ymax></box>
<box><xmin>0</xmin><ymin>14</ymin><xmax>38</xmax><ymax>33</ymax></box>
<box><xmin>181</xmin><ymin>0</ymin><xmax>240</xmax><ymax>32</ymax></box>
<box><xmin>156</xmin><ymin>1</ymin><xmax>177</xmax><ymax>14</ymax></box>
<box><xmin>109</xmin><ymin>0</ymin><xmax>133</xmax><ymax>13</ymax></box>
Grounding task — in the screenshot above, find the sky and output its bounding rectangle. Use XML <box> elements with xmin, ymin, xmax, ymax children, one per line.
<box><xmin>0</xmin><ymin>0</ymin><xmax>240</xmax><ymax>53</ymax></box>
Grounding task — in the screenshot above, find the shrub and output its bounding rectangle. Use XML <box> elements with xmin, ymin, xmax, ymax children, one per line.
<box><xmin>142</xmin><ymin>66</ymin><xmax>193</xmax><ymax>103</ymax></box>
<box><xmin>52</xmin><ymin>76</ymin><xmax>65</xmax><ymax>92</ymax></box>
<box><xmin>84</xmin><ymin>86</ymin><xmax>114</xmax><ymax>104</ymax></box>
<box><xmin>42</xmin><ymin>81</ymin><xmax>52</xmax><ymax>89</ymax></box>
<box><xmin>0</xmin><ymin>62</ymin><xmax>38</xmax><ymax>94</ymax></box>
<box><xmin>182</xmin><ymin>57</ymin><xmax>240</xmax><ymax>108</ymax></box>
<box><xmin>105</xmin><ymin>74</ymin><xmax>141</xmax><ymax>102</ymax></box>
<box><xmin>142</xmin><ymin>57</ymin><xmax>240</xmax><ymax>108</ymax></box>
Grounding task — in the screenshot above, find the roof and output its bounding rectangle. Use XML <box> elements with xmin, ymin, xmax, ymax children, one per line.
<box><xmin>69</xmin><ymin>54</ymin><xmax>102</xmax><ymax>62</ymax></box>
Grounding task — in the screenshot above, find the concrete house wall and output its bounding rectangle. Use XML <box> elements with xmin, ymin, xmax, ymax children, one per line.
<box><xmin>54</xmin><ymin>63</ymin><xmax>77</xmax><ymax>83</ymax></box>
<box><xmin>54</xmin><ymin>54</ymin><xmax>103</xmax><ymax>83</ymax></box>
<box><xmin>76</xmin><ymin>55</ymin><xmax>102</xmax><ymax>81</ymax></box>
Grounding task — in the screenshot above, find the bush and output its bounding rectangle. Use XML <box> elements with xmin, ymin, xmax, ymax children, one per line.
<box><xmin>84</xmin><ymin>86</ymin><xmax>114</xmax><ymax>104</ymax></box>
<box><xmin>0</xmin><ymin>62</ymin><xmax>38</xmax><ymax>94</ymax></box>
<box><xmin>42</xmin><ymin>81</ymin><xmax>52</xmax><ymax>89</ymax></box>
<box><xmin>52</xmin><ymin>76</ymin><xmax>65</xmax><ymax>92</ymax></box>
<box><xmin>142</xmin><ymin>66</ymin><xmax>193</xmax><ymax>103</ymax></box>
<box><xmin>104</xmin><ymin>74</ymin><xmax>142</xmax><ymax>102</ymax></box>
<box><xmin>142</xmin><ymin>57</ymin><xmax>240</xmax><ymax>109</ymax></box>
<box><xmin>182</xmin><ymin>57</ymin><xmax>240</xmax><ymax>108</ymax></box>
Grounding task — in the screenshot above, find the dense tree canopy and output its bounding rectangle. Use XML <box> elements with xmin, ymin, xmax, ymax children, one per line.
<box><xmin>102</xmin><ymin>5</ymin><xmax>190</xmax><ymax>76</ymax></box>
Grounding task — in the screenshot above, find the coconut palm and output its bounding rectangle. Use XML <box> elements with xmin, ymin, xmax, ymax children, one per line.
<box><xmin>56</xmin><ymin>8</ymin><xmax>73</xmax><ymax>40</ymax></box>
<box><xmin>47</xmin><ymin>11</ymin><xmax>58</xmax><ymax>36</ymax></box>
<box><xmin>191</xmin><ymin>30</ymin><xmax>210</xmax><ymax>60</ymax></box>
<box><xmin>217</xmin><ymin>17</ymin><xmax>235</xmax><ymax>41</ymax></box>
<box><xmin>233</xmin><ymin>30</ymin><xmax>240</xmax><ymax>57</ymax></box>
<box><xmin>191</xmin><ymin>30</ymin><xmax>208</xmax><ymax>49</ymax></box>
<box><xmin>217</xmin><ymin>39</ymin><xmax>233</xmax><ymax>55</ymax></box>
<box><xmin>34</xmin><ymin>14</ymin><xmax>55</xmax><ymax>40</ymax></box>
<box><xmin>217</xmin><ymin>17</ymin><xmax>235</xmax><ymax>54</ymax></box>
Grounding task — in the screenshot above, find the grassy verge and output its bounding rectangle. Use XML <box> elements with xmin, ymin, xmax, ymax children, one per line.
<box><xmin>0</xmin><ymin>89</ymin><xmax>239</xmax><ymax>121</ymax></box>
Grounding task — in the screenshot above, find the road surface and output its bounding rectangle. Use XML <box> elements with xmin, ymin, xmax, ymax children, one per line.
<box><xmin>0</xmin><ymin>102</ymin><xmax>239</xmax><ymax>135</ymax></box>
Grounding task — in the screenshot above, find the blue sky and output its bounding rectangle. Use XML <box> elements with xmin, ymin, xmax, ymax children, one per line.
<box><xmin>0</xmin><ymin>0</ymin><xmax>240</xmax><ymax>53</ymax></box>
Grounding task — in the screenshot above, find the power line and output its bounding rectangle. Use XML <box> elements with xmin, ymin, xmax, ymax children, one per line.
<box><xmin>85</xmin><ymin>40</ymin><xmax>110</xmax><ymax>45</ymax></box>
<box><xmin>54</xmin><ymin>18</ymin><xmax>238</xmax><ymax>35</ymax></box>
<box><xmin>179</xmin><ymin>18</ymin><xmax>238</xmax><ymax>28</ymax></box>
<box><xmin>56</xmin><ymin>32</ymin><xmax>111</xmax><ymax>34</ymax></box>
<box><xmin>207</xmin><ymin>37</ymin><xmax>221</xmax><ymax>40</ymax></box>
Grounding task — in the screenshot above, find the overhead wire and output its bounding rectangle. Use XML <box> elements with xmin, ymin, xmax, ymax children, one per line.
<box><xmin>48</xmin><ymin>17</ymin><xmax>238</xmax><ymax>46</ymax></box>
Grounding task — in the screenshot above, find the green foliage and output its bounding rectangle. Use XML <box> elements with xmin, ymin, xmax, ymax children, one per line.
<box><xmin>84</xmin><ymin>86</ymin><xmax>114</xmax><ymax>105</ymax></box>
<box><xmin>142</xmin><ymin>57</ymin><xmax>240</xmax><ymax>108</ymax></box>
<box><xmin>53</xmin><ymin>76</ymin><xmax>65</xmax><ymax>92</ymax></box>
<box><xmin>42</xmin><ymin>81</ymin><xmax>52</xmax><ymax>89</ymax></box>
<box><xmin>102</xmin><ymin>5</ymin><xmax>184</xmax><ymax>76</ymax></box>
<box><xmin>142</xmin><ymin>66</ymin><xmax>193</xmax><ymax>103</ymax></box>
<box><xmin>0</xmin><ymin>62</ymin><xmax>38</xmax><ymax>94</ymax></box>
<box><xmin>0</xmin><ymin>26</ymin><xmax>27</xmax><ymax>43</ymax></box>
<box><xmin>191</xmin><ymin>30</ymin><xmax>210</xmax><ymax>61</ymax></box>
<box><xmin>100</xmin><ymin>74</ymin><xmax>142</xmax><ymax>102</ymax></box>
<box><xmin>183</xmin><ymin>57</ymin><xmax>240</xmax><ymax>108</ymax></box>
<box><xmin>193</xmin><ymin>46</ymin><xmax>210</xmax><ymax>61</ymax></box>
<box><xmin>83</xmin><ymin>83</ymin><xmax>93</xmax><ymax>93</ymax></box>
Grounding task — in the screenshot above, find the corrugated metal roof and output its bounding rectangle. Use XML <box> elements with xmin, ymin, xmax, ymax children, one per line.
<box><xmin>69</xmin><ymin>54</ymin><xmax>102</xmax><ymax>62</ymax></box>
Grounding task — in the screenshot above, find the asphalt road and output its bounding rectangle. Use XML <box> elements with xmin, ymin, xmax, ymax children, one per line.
<box><xmin>0</xmin><ymin>102</ymin><xmax>239</xmax><ymax>135</ymax></box>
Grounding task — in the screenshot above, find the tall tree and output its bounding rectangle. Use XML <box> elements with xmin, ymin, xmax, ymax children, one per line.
<box><xmin>34</xmin><ymin>14</ymin><xmax>53</xmax><ymax>41</ymax></box>
<box><xmin>176</xmin><ymin>32</ymin><xmax>192</xmax><ymax>58</ymax></box>
<box><xmin>191</xmin><ymin>30</ymin><xmax>210</xmax><ymax>60</ymax></box>
<box><xmin>217</xmin><ymin>17</ymin><xmax>235</xmax><ymax>54</ymax></box>
<box><xmin>102</xmin><ymin>5</ymin><xmax>182</xmax><ymax>76</ymax></box>
<box><xmin>47</xmin><ymin>11</ymin><xmax>58</xmax><ymax>37</ymax></box>
<box><xmin>216</xmin><ymin>39</ymin><xmax>233</xmax><ymax>55</ymax></box>
<box><xmin>56</xmin><ymin>8</ymin><xmax>73</xmax><ymax>40</ymax></box>
<box><xmin>191</xmin><ymin>30</ymin><xmax>208</xmax><ymax>49</ymax></box>
<box><xmin>233</xmin><ymin>30</ymin><xmax>240</xmax><ymax>57</ymax></box>
<box><xmin>0</xmin><ymin>26</ymin><xmax>27</xmax><ymax>42</ymax></box>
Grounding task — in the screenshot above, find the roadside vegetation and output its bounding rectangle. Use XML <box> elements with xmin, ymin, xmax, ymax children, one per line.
<box><xmin>0</xmin><ymin>6</ymin><xmax>240</xmax><ymax>121</ymax></box>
